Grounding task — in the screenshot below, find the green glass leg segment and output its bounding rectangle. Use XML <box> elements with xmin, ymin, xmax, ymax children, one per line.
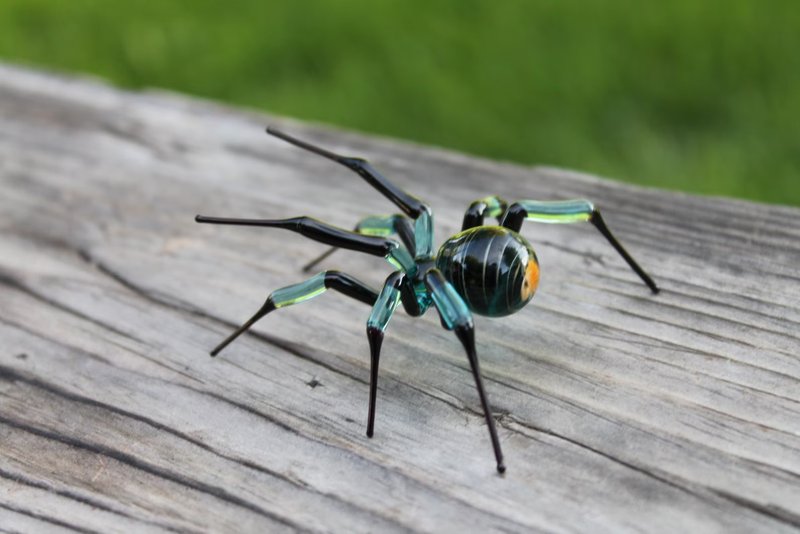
<box><xmin>364</xmin><ymin>271</ymin><xmax>405</xmax><ymax>438</ymax></box>
<box><xmin>271</xmin><ymin>272</ymin><xmax>328</xmax><ymax>308</ymax></box>
<box><xmin>210</xmin><ymin>271</ymin><xmax>379</xmax><ymax>357</ymax></box>
<box><xmin>499</xmin><ymin>200</ymin><xmax>659</xmax><ymax>293</ymax></box>
<box><xmin>424</xmin><ymin>268</ymin><xmax>473</xmax><ymax>331</ymax></box>
<box><xmin>358</xmin><ymin>215</ymin><xmax>402</xmax><ymax>237</ymax></box>
<box><xmin>366</xmin><ymin>272</ymin><xmax>404</xmax><ymax>332</ymax></box>
<box><xmin>505</xmin><ymin>199</ymin><xmax>595</xmax><ymax>227</ymax></box>
<box><xmin>462</xmin><ymin>195</ymin><xmax>509</xmax><ymax>230</ymax></box>
<box><xmin>481</xmin><ymin>195</ymin><xmax>508</xmax><ymax>218</ymax></box>
<box><xmin>364</xmin><ymin>216</ymin><xmax>398</xmax><ymax>235</ymax></box>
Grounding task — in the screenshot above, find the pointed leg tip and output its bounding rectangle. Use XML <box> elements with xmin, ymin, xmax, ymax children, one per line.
<box><xmin>651</xmin><ymin>282</ymin><xmax>661</xmax><ymax>295</ymax></box>
<box><xmin>266</xmin><ymin>125</ymin><xmax>286</xmax><ymax>138</ymax></box>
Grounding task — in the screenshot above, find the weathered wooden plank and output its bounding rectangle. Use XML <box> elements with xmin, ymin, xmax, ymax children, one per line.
<box><xmin>0</xmin><ymin>63</ymin><xmax>798</xmax><ymax>533</ymax></box>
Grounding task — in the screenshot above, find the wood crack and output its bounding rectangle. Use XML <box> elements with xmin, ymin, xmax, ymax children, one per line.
<box><xmin>0</xmin><ymin>271</ymin><xmax>144</xmax><ymax>346</ymax></box>
<box><xmin>0</xmin><ymin>315</ymin><xmax>113</xmax><ymax>367</ymax></box>
<box><xmin>541</xmin><ymin>306</ymin><xmax>800</xmax><ymax>384</ymax></box>
<box><xmin>488</xmin><ymin>376</ymin><xmax>800</xmax><ymax>526</ymax></box>
<box><xmin>0</xmin><ymin>467</ymin><xmax>191</xmax><ymax>533</ymax></box>
<box><xmin>507</xmin><ymin>411</ymin><xmax>800</xmax><ymax>528</ymax></box>
<box><xmin>0</xmin><ymin>365</ymin><xmax>416</xmax><ymax>532</ymax></box>
<box><xmin>0</xmin><ymin>501</ymin><xmax>98</xmax><ymax>534</ymax></box>
<box><xmin>175</xmin><ymin>386</ymin><xmax>533</xmax><ymax>533</ymax></box>
<box><xmin>594</xmin><ymin>341</ymin><xmax>800</xmax><ymax>410</ymax></box>
<box><xmin>596</xmin><ymin>285</ymin><xmax>800</xmax><ymax>346</ymax></box>
<box><xmin>0</xmin><ymin>416</ymin><xmax>308</xmax><ymax>532</ymax></box>
<box><xmin>380</xmin><ymin>355</ymin><xmax>748</xmax><ymax>518</ymax></box>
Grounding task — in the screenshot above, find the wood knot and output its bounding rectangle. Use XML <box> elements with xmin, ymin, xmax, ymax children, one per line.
<box><xmin>306</xmin><ymin>377</ymin><xmax>322</xmax><ymax>389</ymax></box>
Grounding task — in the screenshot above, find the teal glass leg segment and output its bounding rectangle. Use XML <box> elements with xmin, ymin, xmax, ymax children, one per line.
<box><xmin>424</xmin><ymin>269</ymin><xmax>473</xmax><ymax>330</ymax></box>
<box><xmin>414</xmin><ymin>208</ymin><xmax>434</xmax><ymax>259</ymax></box>
<box><xmin>385</xmin><ymin>244</ymin><xmax>416</xmax><ymax>274</ymax></box>
<box><xmin>211</xmin><ymin>271</ymin><xmax>379</xmax><ymax>357</ymax></box>
<box><xmin>367</xmin><ymin>272</ymin><xmax>404</xmax><ymax>332</ymax></box>
<box><xmin>271</xmin><ymin>272</ymin><xmax>327</xmax><ymax>308</ymax></box>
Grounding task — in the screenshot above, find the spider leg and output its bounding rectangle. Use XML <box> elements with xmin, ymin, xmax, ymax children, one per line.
<box><xmin>209</xmin><ymin>270</ymin><xmax>378</xmax><ymax>356</ymax></box>
<box><xmin>267</xmin><ymin>127</ymin><xmax>434</xmax><ymax>259</ymax></box>
<box><xmin>499</xmin><ymin>199</ymin><xmax>659</xmax><ymax>293</ymax></box>
<box><xmin>462</xmin><ymin>195</ymin><xmax>509</xmax><ymax>230</ymax></box>
<box><xmin>303</xmin><ymin>214</ymin><xmax>416</xmax><ymax>272</ymax></box>
<box><xmin>195</xmin><ymin>214</ymin><xmax>415</xmax><ymax>272</ymax></box>
<box><xmin>424</xmin><ymin>268</ymin><xmax>506</xmax><ymax>474</ymax></box>
<box><xmin>365</xmin><ymin>271</ymin><xmax>405</xmax><ymax>437</ymax></box>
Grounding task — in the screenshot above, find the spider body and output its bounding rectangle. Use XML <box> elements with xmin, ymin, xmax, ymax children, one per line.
<box><xmin>437</xmin><ymin>226</ymin><xmax>539</xmax><ymax>317</ymax></box>
<box><xmin>196</xmin><ymin>127</ymin><xmax>659</xmax><ymax>474</ymax></box>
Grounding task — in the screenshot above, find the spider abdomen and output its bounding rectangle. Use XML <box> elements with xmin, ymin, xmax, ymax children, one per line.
<box><xmin>436</xmin><ymin>226</ymin><xmax>539</xmax><ymax>317</ymax></box>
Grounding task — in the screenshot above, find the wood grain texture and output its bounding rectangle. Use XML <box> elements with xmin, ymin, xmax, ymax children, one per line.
<box><xmin>0</xmin><ymin>63</ymin><xmax>798</xmax><ymax>533</ymax></box>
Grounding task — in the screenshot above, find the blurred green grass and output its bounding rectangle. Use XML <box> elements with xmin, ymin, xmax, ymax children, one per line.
<box><xmin>1</xmin><ymin>0</ymin><xmax>798</xmax><ymax>205</ymax></box>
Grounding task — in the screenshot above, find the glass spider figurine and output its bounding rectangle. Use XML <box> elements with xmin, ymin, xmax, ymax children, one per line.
<box><xmin>196</xmin><ymin>127</ymin><xmax>659</xmax><ymax>474</ymax></box>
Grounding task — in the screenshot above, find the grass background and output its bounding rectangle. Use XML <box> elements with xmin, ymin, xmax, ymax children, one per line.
<box><xmin>1</xmin><ymin>0</ymin><xmax>798</xmax><ymax>205</ymax></box>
